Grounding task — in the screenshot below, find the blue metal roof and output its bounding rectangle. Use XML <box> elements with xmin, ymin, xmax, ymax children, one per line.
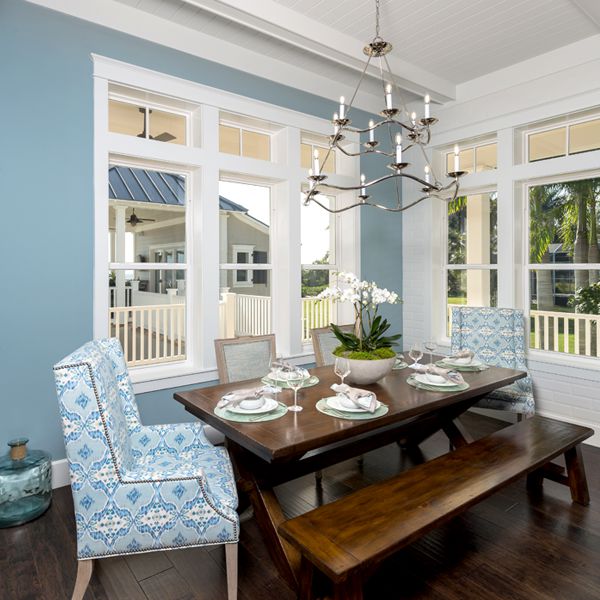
<box><xmin>109</xmin><ymin>165</ymin><xmax>247</xmax><ymax>212</ymax></box>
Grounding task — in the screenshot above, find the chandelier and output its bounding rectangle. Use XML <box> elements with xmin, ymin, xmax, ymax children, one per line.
<box><xmin>303</xmin><ymin>0</ymin><xmax>465</xmax><ymax>214</ymax></box>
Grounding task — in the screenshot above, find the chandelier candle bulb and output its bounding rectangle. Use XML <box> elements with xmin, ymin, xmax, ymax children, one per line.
<box><xmin>385</xmin><ymin>84</ymin><xmax>393</xmax><ymax>110</ymax></box>
<box><xmin>369</xmin><ymin>120</ymin><xmax>375</xmax><ymax>142</ymax></box>
<box><xmin>313</xmin><ymin>149</ymin><xmax>320</xmax><ymax>173</ymax></box>
<box><xmin>424</xmin><ymin>165</ymin><xmax>431</xmax><ymax>184</ymax></box>
<box><xmin>395</xmin><ymin>133</ymin><xmax>402</xmax><ymax>163</ymax></box>
<box><xmin>360</xmin><ymin>173</ymin><xmax>366</xmax><ymax>196</ymax></box>
<box><xmin>339</xmin><ymin>96</ymin><xmax>346</xmax><ymax>120</ymax></box>
<box><xmin>424</xmin><ymin>94</ymin><xmax>431</xmax><ymax>119</ymax></box>
<box><xmin>454</xmin><ymin>145</ymin><xmax>460</xmax><ymax>172</ymax></box>
<box><xmin>411</xmin><ymin>112</ymin><xmax>417</xmax><ymax>126</ymax></box>
<box><xmin>333</xmin><ymin>112</ymin><xmax>339</xmax><ymax>134</ymax></box>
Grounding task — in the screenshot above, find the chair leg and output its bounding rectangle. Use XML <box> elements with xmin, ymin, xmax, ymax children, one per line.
<box><xmin>225</xmin><ymin>543</ymin><xmax>238</xmax><ymax>600</ymax></box>
<box><xmin>72</xmin><ymin>559</ymin><xmax>94</xmax><ymax>600</ymax></box>
<box><xmin>315</xmin><ymin>470</ymin><xmax>323</xmax><ymax>484</ymax></box>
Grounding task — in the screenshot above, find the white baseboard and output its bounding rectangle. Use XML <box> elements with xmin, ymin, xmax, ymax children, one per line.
<box><xmin>52</xmin><ymin>458</ymin><xmax>70</xmax><ymax>489</ymax></box>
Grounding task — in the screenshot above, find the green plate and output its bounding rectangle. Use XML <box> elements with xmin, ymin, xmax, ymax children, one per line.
<box><xmin>315</xmin><ymin>398</ymin><xmax>389</xmax><ymax>420</ymax></box>
<box><xmin>261</xmin><ymin>375</ymin><xmax>319</xmax><ymax>389</ymax></box>
<box><xmin>215</xmin><ymin>402</ymin><xmax>288</xmax><ymax>423</ymax></box>
<box><xmin>435</xmin><ymin>360</ymin><xmax>488</xmax><ymax>372</ymax></box>
<box><xmin>406</xmin><ymin>374</ymin><xmax>469</xmax><ymax>392</ymax></box>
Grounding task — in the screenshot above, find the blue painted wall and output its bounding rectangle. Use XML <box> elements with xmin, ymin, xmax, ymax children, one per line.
<box><xmin>0</xmin><ymin>0</ymin><xmax>402</xmax><ymax>460</ymax></box>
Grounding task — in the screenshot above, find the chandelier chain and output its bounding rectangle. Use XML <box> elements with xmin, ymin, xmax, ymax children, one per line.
<box><xmin>375</xmin><ymin>0</ymin><xmax>381</xmax><ymax>38</ymax></box>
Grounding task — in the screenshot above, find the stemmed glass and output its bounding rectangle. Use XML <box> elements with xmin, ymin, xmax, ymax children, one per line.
<box><xmin>334</xmin><ymin>357</ymin><xmax>351</xmax><ymax>385</ymax></box>
<box><xmin>424</xmin><ymin>340</ymin><xmax>437</xmax><ymax>365</ymax></box>
<box><xmin>287</xmin><ymin>367</ymin><xmax>310</xmax><ymax>412</ymax></box>
<box><xmin>408</xmin><ymin>343</ymin><xmax>423</xmax><ymax>366</ymax></box>
<box><xmin>269</xmin><ymin>354</ymin><xmax>283</xmax><ymax>400</ymax></box>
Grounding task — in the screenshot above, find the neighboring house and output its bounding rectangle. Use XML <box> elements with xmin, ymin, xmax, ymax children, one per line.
<box><xmin>108</xmin><ymin>165</ymin><xmax>270</xmax><ymax>298</ymax></box>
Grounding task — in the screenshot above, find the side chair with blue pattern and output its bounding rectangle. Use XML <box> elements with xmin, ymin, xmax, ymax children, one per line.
<box><xmin>53</xmin><ymin>338</ymin><xmax>239</xmax><ymax>600</ymax></box>
<box><xmin>451</xmin><ymin>306</ymin><xmax>535</xmax><ymax>417</ymax></box>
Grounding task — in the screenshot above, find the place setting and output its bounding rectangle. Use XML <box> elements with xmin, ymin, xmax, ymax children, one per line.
<box><xmin>435</xmin><ymin>348</ymin><xmax>488</xmax><ymax>372</ymax></box>
<box><xmin>406</xmin><ymin>342</ymin><xmax>470</xmax><ymax>392</ymax></box>
<box><xmin>316</xmin><ymin>357</ymin><xmax>389</xmax><ymax>420</ymax></box>
<box><xmin>261</xmin><ymin>357</ymin><xmax>320</xmax><ymax>389</ymax></box>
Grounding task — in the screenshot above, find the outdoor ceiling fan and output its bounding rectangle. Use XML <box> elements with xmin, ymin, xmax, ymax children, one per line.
<box><xmin>137</xmin><ymin>107</ymin><xmax>176</xmax><ymax>142</ymax></box>
<box><xmin>127</xmin><ymin>209</ymin><xmax>155</xmax><ymax>227</ymax></box>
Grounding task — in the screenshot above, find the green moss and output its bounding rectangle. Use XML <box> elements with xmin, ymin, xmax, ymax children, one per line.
<box><xmin>332</xmin><ymin>346</ymin><xmax>396</xmax><ymax>360</ymax></box>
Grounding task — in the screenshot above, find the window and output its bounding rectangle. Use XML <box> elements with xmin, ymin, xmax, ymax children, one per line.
<box><xmin>95</xmin><ymin>57</ymin><xmax>360</xmax><ymax>386</ymax></box>
<box><xmin>445</xmin><ymin>192</ymin><xmax>498</xmax><ymax>334</ymax></box>
<box><xmin>219</xmin><ymin>124</ymin><xmax>271</xmax><ymax>160</ymax></box>
<box><xmin>109</xmin><ymin>99</ymin><xmax>187</xmax><ymax>144</ymax></box>
<box><xmin>527</xmin><ymin>176</ymin><xmax>600</xmax><ymax>357</ymax></box>
<box><xmin>301</xmin><ymin>194</ymin><xmax>337</xmax><ymax>342</ymax></box>
<box><xmin>219</xmin><ymin>181</ymin><xmax>272</xmax><ymax>337</ymax></box>
<box><xmin>108</xmin><ymin>164</ymin><xmax>188</xmax><ymax>366</ymax></box>
<box><xmin>527</xmin><ymin>116</ymin><xmax>600</xmax><ymax>162</ymax></box>
<box><xmin>445</xmin><ymin>142</ymin><xmax>497</xmax><ymax>175</ymax></box>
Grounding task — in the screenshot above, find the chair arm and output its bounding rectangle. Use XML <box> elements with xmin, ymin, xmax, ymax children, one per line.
<box><xmin>130</xmin><ymin>422</ymin><xmax>212</xmax><ymax>458</ymax></box>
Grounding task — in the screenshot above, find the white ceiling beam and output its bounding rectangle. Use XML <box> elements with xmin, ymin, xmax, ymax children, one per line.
<box><xmin>182</xmin><ymin>0</ymin><xmax>456</xmax><ymax>103</ymax></box>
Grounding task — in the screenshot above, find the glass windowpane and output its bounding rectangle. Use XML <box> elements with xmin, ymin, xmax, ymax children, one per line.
<box><xmin>220</xmin><ymin>125</ymin><xmax>241</xmax><ymax>155</ymax></box>
<box><xmin>149</xmin><ymin>109</ymin><xmax>186</xmax><ymax>145</ymax></box>
<box><xmin>475</xmin><ymin>143</ymin><xmax>497</xmax><ymax>171</ymax></box>
<box><xmin>447</xmin><ymin>193</ymin><xmax>497</xmax><ymax>265</ymax></box>
<box><xmin>569</xmin><ymin>119</ymin><xmax>600</xmax><ymax>155</ymax></box>
<box><xmin>447</xmin><ymin>269</ymin><xmax>497</xmax><ymax>334</ymax></box>
<box><xmin>242</xmin><ymin>130</ymin><xmax>270</xmax><ymax>160</ymax></box>
<box><xmin>528</xmin><ymin>127</ymin><xmax>566</xmax><ymax>162</ymax></box>
<box><xmin>446</xmin><ymin>149</ymin><xmax>474</xmax><ymax>174</ymax></box>
<box><xmin>109</xmin><ymin>268</ymin><xmax>186</xmax><ymax>365</ymax></box>
<box><xmin>301</xmin><ymin>143</ymin><xmax>312</xmax><ymax>170</ymax></box>
<box><xmin>108</xmin><ymin>100</ymin><xmax>145</xmax><ymax>137</ymax></box>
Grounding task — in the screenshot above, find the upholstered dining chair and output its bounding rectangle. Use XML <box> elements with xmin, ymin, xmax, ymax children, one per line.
<box><xmin>311</xmin><ymin>324</ymin><xmax>354</xmax><ymax>367</ymax></box>
<box><xmin>214</xmin><ymin>334</ymin><xmax>276</xmax><ymax>383</ymax></box>
<box><xmin>53</xmin><ymin>338</ymin><xmax>239</xmax><ymax>600</ymax></box>
<box><xmin>451</xmin><ymin>306</ymin><xmax>535</xmax><ymax>416</ymax></box>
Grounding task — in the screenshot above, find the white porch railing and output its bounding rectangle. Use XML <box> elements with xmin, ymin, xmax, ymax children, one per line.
<box><xmin>110</xmin><ymin>303</ymin><xmax>185</xmax><ymax>366</ymax></box>
<box><xmin>530</xmin><ymin>309</ymin><xmax>599</xmax><ymax>357</ymax></box>
<box><xmin>217</xmin><ymin>293</ymin><xmax>333</xmax><ymax>342</ymax></box>
<box><xmin>447</xmin><ymin>305</ymin><xmax>599</xmax><ymax>358</ymax></box>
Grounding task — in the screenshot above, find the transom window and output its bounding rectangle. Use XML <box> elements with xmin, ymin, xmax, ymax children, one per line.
<box><xmin>445</xmin><ymin>142</ymin><xmax>497</xmax><ymax>175</ymax></box>
<box><xmin>527</xmin><ymin>117</ymin><xmax>600</xmax><ymax>162</ymax></box>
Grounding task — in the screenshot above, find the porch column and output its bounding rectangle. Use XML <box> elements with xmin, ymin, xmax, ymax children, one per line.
<box><xmin>466</xmin><ymin>195</ymin><xmax>490</xmax><ymax>306</ymax></box>
<box><xmin>115</xmin><ymin>205</ymin><xmax>127</xmax><ymax>307</ymax></box>
<box><xmin>220</xmin><ymin>212</ymin><xmax>229</xmax><ymax>288</ymax></box>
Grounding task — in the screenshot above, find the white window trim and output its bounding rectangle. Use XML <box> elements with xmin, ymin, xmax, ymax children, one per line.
<box><xmin>93</xmin><ymin>55</ymin><xmax>361</xmax><ymax>391</ymax></box>
<box><xmin>231</xmin><ymin>244</ymin><xmax>255</xmax><ymax>287</ymax></box>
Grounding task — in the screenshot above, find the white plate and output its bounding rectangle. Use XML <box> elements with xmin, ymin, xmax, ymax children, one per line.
<box><xmin>441</xmin><ymin>357</ymin><xmax>483</xmax><ymax>368</ymax></box>
<box><xmin>414</xmin><ymin>373</ymin><xmax>458</xmax><ymax>387</ymax></box>
<box><xmin>226</xmin><ymin>397</ymin><xmax>279</xmax><ymax>414</ymax></box>
<box><xmin>325</xmin><ymin>396</ymin><xmax>380</xmax><ymax>413</ymax></box>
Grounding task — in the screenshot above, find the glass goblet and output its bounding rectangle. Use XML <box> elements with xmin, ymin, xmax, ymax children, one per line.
<box><xmin>334</xmin><ymin>357</ymin><xmax>351</xmax><ymax>385</ymax></box>
<box><xmin>408</xmin><ymin>343</ymin><xmax>423</xmax><ymax>366</ymax></box>
<box><xmin>287</xmin><ymin>368</ymin><xmax>309</xmax><ymax>412</ymax></box>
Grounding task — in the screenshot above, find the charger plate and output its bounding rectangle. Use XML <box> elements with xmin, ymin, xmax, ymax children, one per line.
<box><xmin>316</xmin><ymin>398</ymin><xmax>389</xmax><ymax>420</ymax></box>
<box><xmin>407</xmin><ymin>374</ymin><xmax>469</xmax><ymax>392</ymax></box>
<box><xmin>215</xmin><ymin>402</ymin><xmax>288</xmax><ymax>423</ymax></box>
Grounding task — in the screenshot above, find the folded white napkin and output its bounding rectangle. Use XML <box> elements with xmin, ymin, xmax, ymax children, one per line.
<box><xmin>218</xmin><ymin>385</ymin><xmax>273</xmax><ymax>408</ymax></box>
<box><xmin>330</xmin><ymin>383</ymin><xmax>378</xmax><ymax>413</ymax></box>
<box><xmin>412</xmin><ymin>364</ymin><xmax>465</xmax><ymax>385</ymax></box>
<box><xmin>448</xmin><ymin>349</ymin><xmax>475</xmax><ymax>361</ymax></box>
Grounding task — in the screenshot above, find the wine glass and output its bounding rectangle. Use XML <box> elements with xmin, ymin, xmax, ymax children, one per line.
<box><xmin>334</xmin><ymin>357</ymin><xmax>351</xmax><ymax>385</ymax></box>
<box><xmin>269</xmin><ymin>354</ymin><xmax>283</xmax><ymax>399</ymax></box>
<box><xmin>287</xmin><ymin>367</ymin><xmax>309</xmax><ymax>412</ymax></box>
<box><xmin>424</xmin><ymin>340</ymin><xmax>437</xmax><ymax>365</ymax></box>
<box><xmin>408</xmin><ymin>343</ymin><xmax>423</xmax><ymax>366</ymax></box>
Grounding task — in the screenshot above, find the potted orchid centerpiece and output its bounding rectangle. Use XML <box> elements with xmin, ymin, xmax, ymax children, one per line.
<box><xmin>318</xmin><ymin>273</ymin><xmax>401</xmax><ymax>384</ymax></box>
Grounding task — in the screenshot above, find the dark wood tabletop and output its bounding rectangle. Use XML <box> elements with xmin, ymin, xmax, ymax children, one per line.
<box><xmin>174</xmin><ymin>360</ymin><xmax>526</xmax><ymax>463</ymax></box>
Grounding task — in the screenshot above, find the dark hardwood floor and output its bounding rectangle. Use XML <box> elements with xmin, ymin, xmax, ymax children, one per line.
<box><xmin>1</xmin><ymin>413</ymin><xmax>599</xmax><ymax>600</ymax></box>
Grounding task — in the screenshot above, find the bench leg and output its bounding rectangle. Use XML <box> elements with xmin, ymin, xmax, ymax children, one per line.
<box><xmin>564</xmin><ymin>445</ymin><xmax>590</xmax><ymax>506</ymax></box>
<box><xmin>332</xmin><ymin>574</ymin><xmax>363</xmax><ymax>600</ymax></box>
<box><xmin>442</xmin><ymin>418</ymin><xmax>474</xmax><ymax>449</ymax></box>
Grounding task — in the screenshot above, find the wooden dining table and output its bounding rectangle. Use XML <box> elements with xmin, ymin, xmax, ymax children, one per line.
<box><xmin>174</xmin><ymin>360</ymin><xmax>526</xmax><ymax>590</ymax></box>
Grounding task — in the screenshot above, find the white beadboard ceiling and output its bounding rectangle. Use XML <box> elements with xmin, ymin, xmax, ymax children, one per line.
<box><xmin>113</xmin><ymin>0</ymin><xmax>600</xmax><ymax>106</ymax></box>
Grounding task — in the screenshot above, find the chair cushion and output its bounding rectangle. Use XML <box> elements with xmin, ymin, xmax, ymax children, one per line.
<box><xmin>125</xmin><ymin>446</ymin><xmax>238</xmax><ymax>510</ymax></box>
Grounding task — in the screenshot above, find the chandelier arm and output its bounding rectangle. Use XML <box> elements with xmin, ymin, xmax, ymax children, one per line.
<box><xmin>307</xmin><ymin>193</ymin><xmax>432</xmax><ymax>214</ymax></box>
<box><xmin>312</xmin><ymin>171</ymin><xmax>457</xmax><ymax>193</ymax></box>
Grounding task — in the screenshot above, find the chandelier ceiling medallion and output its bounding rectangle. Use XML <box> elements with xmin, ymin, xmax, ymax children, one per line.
<box><xmin>303</xmin><ymin>0</ymin><xmax>465</xmax><ymax>214</ymax></box>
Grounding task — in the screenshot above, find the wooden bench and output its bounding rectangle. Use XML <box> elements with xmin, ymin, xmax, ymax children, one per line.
<box><xmin>278</xmin><ymin>415</ymin><xmax>593</xmax><ymax>600</ymax></box>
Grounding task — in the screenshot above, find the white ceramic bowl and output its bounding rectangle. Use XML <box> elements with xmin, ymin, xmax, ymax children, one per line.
<box><xmin>425</xmin><ymin>373</ymin><xmax>447</xmax><ymax>384</ymax></box>
<box><xmin>239</xmin><ymin>398</ymin><xmax>265</xmax><ymax>410</ymax></box>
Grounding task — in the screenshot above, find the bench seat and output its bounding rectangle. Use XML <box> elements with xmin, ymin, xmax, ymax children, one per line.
<box><xmin>279</xmin><ymin>415</ymin><xmax>593</xmax><ymax>600</ymax></box>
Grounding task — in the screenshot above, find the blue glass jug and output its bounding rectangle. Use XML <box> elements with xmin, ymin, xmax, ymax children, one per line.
<box><xmin>0</xmin><ymin>438</ymin><xmax>52</xmax><ymax>527</ymax></box>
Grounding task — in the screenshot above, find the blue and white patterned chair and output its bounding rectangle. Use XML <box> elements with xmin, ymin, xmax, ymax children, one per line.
<box><xmin>53</xmin><ymin>338</ymin><xmax>239</xmax><ymax>600</ymax></box>
<box><xmin>451</xmin><ymin>307</ymin><xmax>535</xmax><ymax>416</ymax></box>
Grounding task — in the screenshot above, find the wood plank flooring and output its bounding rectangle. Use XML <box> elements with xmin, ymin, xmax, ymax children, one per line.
<box><xmin>1</xmin><ymin>413</ymin><xmax>599</xmax><ymax>599</ymax></box>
